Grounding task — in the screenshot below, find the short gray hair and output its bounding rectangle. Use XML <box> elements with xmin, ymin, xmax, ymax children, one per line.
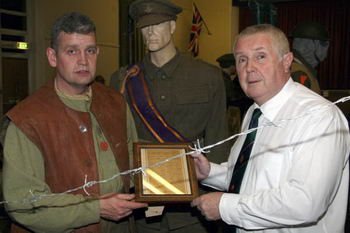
<box><xmin>233</xmin><ymin>24</ymin><xmax>290</xmax><ymax>58</ymax></box>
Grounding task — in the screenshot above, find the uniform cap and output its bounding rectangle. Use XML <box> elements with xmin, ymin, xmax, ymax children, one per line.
<box><xmin>129</xmin><ymin>0</ymin><xmax>182</xmax><ymax>28</ymax></box>
<box><xmin>216</xmin><ymin>53</ymin><xmax>236</xmax><ymax>68</ymax></box>
<box><xmin>290</xmin><ymin>21</ymin><xmax>329</xmax><ymax>41</ymax></box>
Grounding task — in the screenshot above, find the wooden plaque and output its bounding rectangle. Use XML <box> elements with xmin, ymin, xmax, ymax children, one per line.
<box><xmin>133</xmin><ymin>143</ymin><xmax>199</xmax><ymax>203</ymax></box>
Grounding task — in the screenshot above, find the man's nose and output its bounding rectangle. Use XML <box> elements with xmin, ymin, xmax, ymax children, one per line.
<box><xmin>78</xmin><ymin>51</ymin><xmax>87</xmax><ymax>65</ymax></box>
<box><xmin>147</xmin><ymin>25</ymin><xmax>154</xmax><ymax>35</ymax></box>
<box><xmin>246</xmin><ymin>60</ymin><xmax>256</xmax><ymax>72</ymax></box>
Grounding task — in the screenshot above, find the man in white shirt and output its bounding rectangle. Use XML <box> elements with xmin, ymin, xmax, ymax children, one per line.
<box><xmin>191</xmin><ymin>24</ymin><xmax>350</xmax><ymax>233</ymax></box>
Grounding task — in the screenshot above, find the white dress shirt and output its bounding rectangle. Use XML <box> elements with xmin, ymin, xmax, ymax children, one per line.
<box><xmin>203</xmin><ymin>79</ymin><xmax>350</xmax><ymax>233</ymax></box>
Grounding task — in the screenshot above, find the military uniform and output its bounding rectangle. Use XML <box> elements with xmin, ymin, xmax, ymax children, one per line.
<box><xmin>290</xmin><ymin>21</ymin><xmax>329</xmax><ymax>94</ymax></box>
<box><xmin>215</xmin><ymin>53</ymin><xmax>252</xmax><ymax>136</ymax></box>
<box><xmin>112</xmin><ymin>1</ymin><xmax>230</xmax><ymax>232</ymax></box>
<box><xmin>112</xmin><ymin>51</ymin><xmax>229</xmax><ymax>163</ymax></box>
<box><xmin>291</xmin><ymin>50</ymin><xmax>321</xmax><ymax>94</ymax></box>
<box><xmin>111</xmin><ymin>51</ymin><xmax>230</xmax><ymax>232</ymax></box>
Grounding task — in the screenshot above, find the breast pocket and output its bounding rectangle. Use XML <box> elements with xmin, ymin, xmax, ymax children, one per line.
<box><xmin>249</xmin><ymin>145</ymin><xmax>293</xmax><ymax>189</ymax></box>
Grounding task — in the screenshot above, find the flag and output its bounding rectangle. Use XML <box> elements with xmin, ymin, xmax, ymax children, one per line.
<box><xmin>188</xmin><ymin>3</ymin><xmax>203</xmax><ymax>57</ymax></box>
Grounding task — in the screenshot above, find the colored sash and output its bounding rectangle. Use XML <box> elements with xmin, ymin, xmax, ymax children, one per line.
<box><xmin>122</xmin><ymin>64</ymin><xmax>187</xmax><ymax>143</ymax></box>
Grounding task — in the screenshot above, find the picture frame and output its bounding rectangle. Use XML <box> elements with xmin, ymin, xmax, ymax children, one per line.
<box><xmin>133</xmin><ymin>142</ymin><xmax>199</xmax><ymax>203</ymax></box>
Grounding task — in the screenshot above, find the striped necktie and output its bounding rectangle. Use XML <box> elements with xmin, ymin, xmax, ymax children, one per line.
<box><xmin>223</xmin><ymin>108</ymin><xmax>262</xmax><ymax>233</ymax></box>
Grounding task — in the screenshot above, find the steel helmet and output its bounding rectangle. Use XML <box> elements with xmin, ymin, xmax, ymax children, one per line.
<box><xmin>290</xmin><ymin>21</ymin><xmax>329</xmax><ymax>41</ymax></box>
<box><xmin>216</xmin><ymin>53</ymin><xmax>235</xmax><ymax>68</ymax></box>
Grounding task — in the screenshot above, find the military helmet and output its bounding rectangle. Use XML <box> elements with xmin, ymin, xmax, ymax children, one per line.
<box><xmin>216</xmin><ymin>53</ymin><xmax>235</xmax><ymax>68</ymax></box>
<box><xmin>290</xmin><ymin>21</ymin><xmax>329</xmax><ymax>41</ymax></box>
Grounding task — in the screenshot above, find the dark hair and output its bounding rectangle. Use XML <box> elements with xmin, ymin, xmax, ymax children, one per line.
<box><xmin>50</xmin><ymin>12</ymin><xmax>96</xmax><ymax>50</ymax></box>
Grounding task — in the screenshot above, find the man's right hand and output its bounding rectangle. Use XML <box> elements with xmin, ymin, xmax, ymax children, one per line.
<box><xmin>191</xmin><ymin>152</ymin><xmax>211</xmax><ymax>180</ymax></box>
<box><xmin>100</xmin><ymin>193</ymin><xmax>147</xmax><ymax>221</ymax></box>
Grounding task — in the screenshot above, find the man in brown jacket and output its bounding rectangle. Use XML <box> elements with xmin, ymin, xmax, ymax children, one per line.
<box><xmin>2</xmin><ymin>12</ymin><xmax>147</xmax><ymax>233</ymax></box>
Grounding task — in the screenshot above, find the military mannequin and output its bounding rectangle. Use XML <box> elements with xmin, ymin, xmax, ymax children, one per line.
<box><xmin>110</xmin><ymin>0</ymin><xmax>230</xmax><ymax>233</ymax></box>
<box><xmin>290</xmin><ymin>21</ymin><xmax>330</xmax><ymax>94</ymax></box>
<box><xmin>216</xmin><ymin>53</ymin><xmax>252</xmax><ymax>136</ymax></box>
<box><xmin>216</xmin><ymin>53</ymin><xmax>240</xmax><ymax>107</ymax></box>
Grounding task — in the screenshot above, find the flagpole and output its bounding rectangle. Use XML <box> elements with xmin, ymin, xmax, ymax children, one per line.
<box><xmin>193</xmin><ymin>2</ymin><xmax>212</xmax><ymax>35</ymax></box>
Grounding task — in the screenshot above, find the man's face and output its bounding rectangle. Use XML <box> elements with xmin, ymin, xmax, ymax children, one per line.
<box><xmin>234</xmin><ymin>33</ymin><xmax>292</xmax><ymax>105</ymax></box>
<box><xmin>315</xmin><ymin>40</ymin><xmax>329</xmax><ymax>62</ymax></box>
<box><xmin>46</xmin><ymin>32</ymin><xmax>99</xmax><ymax>95</ymax></box>
<box><xmin>141</xmin><ymin>21</ymin><xmax>175</xmax><ymax>52</ymax></box>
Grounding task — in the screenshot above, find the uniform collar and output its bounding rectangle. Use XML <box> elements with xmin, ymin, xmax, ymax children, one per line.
<box><xmin>143</xmin><ymin>49</ymin><xmax>181</xmax><ymax>80</ymax></box>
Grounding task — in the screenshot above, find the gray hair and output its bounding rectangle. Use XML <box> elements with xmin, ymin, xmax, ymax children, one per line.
<box><xmin>234</xmin><ymin>24</ymin><xmax>290</xmax><ymax>58</ymax></box>
<box><xmin>50</xmin><ymin>12</ymin><xmax>96</xmax><ymax>50</ymax></box>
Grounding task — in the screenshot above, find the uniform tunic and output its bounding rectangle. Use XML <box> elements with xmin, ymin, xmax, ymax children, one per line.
<box><xmin>111</xmin><ymin>51</ymin><xmax>230</xmax><ymax>164</ymax></box>
<box><xmin>291</xmin><ymin>50</ymin><xmax>321</xmax><ymax>94</ymax></box>
<box><xmin>110</xmin><ymin>51</ymin><xmax>231</xmax><ymax>231</ymax></box>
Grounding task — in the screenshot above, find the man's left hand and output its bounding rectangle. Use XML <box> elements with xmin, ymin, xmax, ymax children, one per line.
<box><xmin>191</xmin><ymin>192</ymin><xmax>223</xmax><ymax>220</ymax></box>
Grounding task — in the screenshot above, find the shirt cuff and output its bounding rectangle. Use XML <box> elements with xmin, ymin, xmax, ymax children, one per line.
<box><xmin>80</xmin><ymin>199</ymin><xmax>100</xmax><ymax>225</ymax></box>
<box><xmin>219</xmin><ymin>193</ymin><xmax>241</xmax><ymax>226</ymax></box>
<box><xmin>201</xmin><ymin>162</ymin><xmax>228</xmax><ymax>191</ymax></box>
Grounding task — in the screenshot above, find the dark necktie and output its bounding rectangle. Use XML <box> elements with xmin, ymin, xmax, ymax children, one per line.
<box><xmin>229</xmin><ymin>108</ymin><xmax>262</xmax><ymax>193</ymax></box>
<box><xmin>222</xmin><ymin>108</ymin><xmax>262</xmax><ymax>233</ymax></box>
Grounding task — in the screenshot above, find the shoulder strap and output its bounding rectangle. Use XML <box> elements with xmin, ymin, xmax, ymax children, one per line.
<box><xmin>124</xmin><ymin>64</ymin><xmax>187</xmax><ymax>143</ymax></box>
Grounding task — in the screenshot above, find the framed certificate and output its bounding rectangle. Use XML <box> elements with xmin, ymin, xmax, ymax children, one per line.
<box><xmin>133</xmin><ymin>143</ymin><xmax>199</xmax><ymax>203</ymax></box>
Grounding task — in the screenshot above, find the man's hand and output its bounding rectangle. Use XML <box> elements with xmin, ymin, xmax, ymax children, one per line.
<box><xmin>100</xmin><ymin>193</ymin><xmax>147</xmax><ymax>221</ymax></box>
<box><xmin>191</xmin><ymin>192</ymin><xmax>223</xmax><ymax>221</ymax></box>
<box><xmin>191</xmin><ymin>152</ymin><xmax>210</xmax><ymax>180</ymax></box>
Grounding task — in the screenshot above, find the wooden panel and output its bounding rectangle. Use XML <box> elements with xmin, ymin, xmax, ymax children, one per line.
<box><xmin>2</xmin><ymin>57</ymin><xmax>28</xmax><ymax>113</ymax></box>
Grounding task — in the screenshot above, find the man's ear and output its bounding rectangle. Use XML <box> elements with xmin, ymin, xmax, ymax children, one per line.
<box><xmin>283</xmin><ymin>52</ymin><xmax>294</xmax><ymax>73</ymax></box>
<box><xmin>170</xmin><ymin>20</ymin><xmax>176</xmax><ymax>34</ymax></box>
<box><xmin>46</xmin><ymin>47</ymin><xmax>57</xmax><ymax>68</ymax></box>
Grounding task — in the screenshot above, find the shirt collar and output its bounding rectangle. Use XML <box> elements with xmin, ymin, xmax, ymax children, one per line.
<box><xmin>259</xmin><ymin>78</ymin><xmax>295</xmax><ymax>122</ymax></box>
<box><xmin>143</xmin><ymin>49</ymin><xmax>181</xmax><ymax>80</ymax></box>
<box><xmin>54</xmin><ymin>79</ymin><xmax>92</xmax><ymax>112</ymax></box>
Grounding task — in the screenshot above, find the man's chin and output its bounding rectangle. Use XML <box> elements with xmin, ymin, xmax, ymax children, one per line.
<box><xmin>72</xmin><ymin>78</ymin><xmax>94</xmax><ymax>87</ymax></box>
<box><xmin>148</xmin><ymin>47</ymin><xmax>162</xmax><ymax>53</ymax></box>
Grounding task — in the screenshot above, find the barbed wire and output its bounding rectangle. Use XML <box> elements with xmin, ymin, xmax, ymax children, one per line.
<box><xmin>1</xmin><ymin>96</ymin><xmax>349</xmax><ymax>209</ymax></box>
